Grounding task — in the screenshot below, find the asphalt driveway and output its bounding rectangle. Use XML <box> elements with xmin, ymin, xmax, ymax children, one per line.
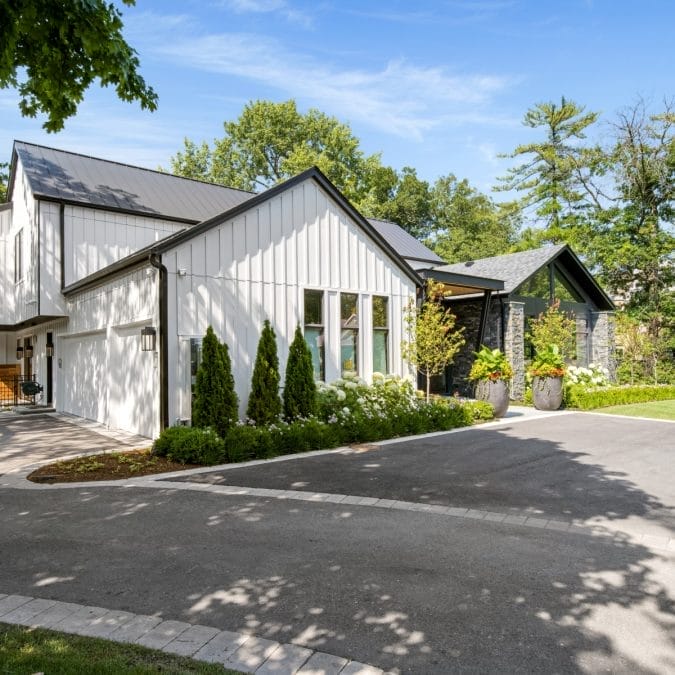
<box><xmin>1</xmin><ymin>412</ymin><xmax>674</xmax><ymax>673</ymax></box>
<box><xmin>176</xmin><ymin>412</ymin><xmax>675</xmax><ymax>538</ymax></box>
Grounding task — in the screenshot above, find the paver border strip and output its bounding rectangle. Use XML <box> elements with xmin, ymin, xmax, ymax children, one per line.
<box><xmin>0</xmin><ymin>593</ymin><xmax>384</xmax><ymax>675</ymax></box>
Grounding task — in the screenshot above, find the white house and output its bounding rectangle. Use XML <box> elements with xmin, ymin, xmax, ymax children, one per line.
<box><xmin>3</xmin><ymin>141</ymin><xmax>475</xmax><ymax>439</ymax></box>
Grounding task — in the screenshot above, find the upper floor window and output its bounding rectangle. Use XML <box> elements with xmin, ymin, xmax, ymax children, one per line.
<box><xmin>14</xmin><ymin>229</ymin><xmax>23</xmax><ymax>283</ymax></box>
<box><xmin>341</xmin><ymin>293</ymin><xmax>359</xmax><ymax>376</ymax></box>
<box><xmin>304</xmin><ymin>290</ymin><xmax>325</xmax><ymax>381</ymax></box>
<box><xmin>372</xmin><ymin>296</ymin><xmax>389</xmax><ymax>374</ymax></box>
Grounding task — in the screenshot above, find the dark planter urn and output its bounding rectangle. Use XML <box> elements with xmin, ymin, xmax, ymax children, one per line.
<box><xmin>475</xmin><ymin>379</ymin><xmax>510</xmax><ymax>418</ymax></box>
<box><xmin>532</xmin><ymin>376</ymin><xmax>563</xmax><ymax>411</ymax></box>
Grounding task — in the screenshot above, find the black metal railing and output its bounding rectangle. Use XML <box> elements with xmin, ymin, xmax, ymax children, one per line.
<box><xmin>0</xmin><ymin>375</ymin><xmax>40</xmax><ymax>407</ymax></box>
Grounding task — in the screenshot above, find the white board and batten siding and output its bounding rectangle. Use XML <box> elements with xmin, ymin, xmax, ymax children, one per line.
<box><xmin>165</xmin><ymin>177</ymin><xmax>417</xmax><ymax>422</ymax></box>
<box><xmin>56</xmin><ymin>265</ymin><xmax>159</xmax><ymax>439</ymax></box>
<box><xmin>61</xmin><ymin>205</ymin><xmax>186</xmax><ymax>287</ymax></box>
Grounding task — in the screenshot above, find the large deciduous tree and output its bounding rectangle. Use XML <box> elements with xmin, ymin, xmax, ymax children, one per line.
<box><xmin>0</xmin><ymin>0</ymin><xmax>157</xmax><ymax>132</ymax></box>
<box><xmin>170</xmin><ymin>99</ymin><xmax>386</xmax><ymax>207</ymax></box>
<box><xmin>430</xmin><ymin>174</ymin><xmax>518</xmax><ymax>263</ymax></box>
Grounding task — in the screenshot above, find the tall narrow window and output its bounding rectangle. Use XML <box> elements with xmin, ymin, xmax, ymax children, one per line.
<box><xmin>372</xmin><ymin>296</ymin><xmax>389</xmax><ymax>375</ymax></box>
<box><xmin>190</xmin><ymin>338</ymin><xmax>203</xmax><ymax>405</ymax></box>
<box><xmin>341</xmin><ymin>293</ymin><xmax>358</xmax><ymax>376</ymax></box>
<box><xmin>304</xmin><ymin>290</ymin><xmax>325</xmax><ymax>380</ymax></box>
<box><xmin>14</xmin><ymin>229</ymin><xmax>23</xmax><ymax>283</ymax></box>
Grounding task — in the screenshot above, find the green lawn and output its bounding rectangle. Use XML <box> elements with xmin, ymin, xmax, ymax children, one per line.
<box><xmin>595</xmin><ymin>399</ymin><xmax>675</xmax><ymax>421</ymax></box>
<box><xmin>0</xmin><ymin>622</ymin><xmax>240</xmax><ymax>675</ymax></box>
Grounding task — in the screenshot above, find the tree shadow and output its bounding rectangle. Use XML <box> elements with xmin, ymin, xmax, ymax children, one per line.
<box><xmin>0</xmin><ymin>417</ymin><xmax>673</xmax><ymax>672</ymax></box>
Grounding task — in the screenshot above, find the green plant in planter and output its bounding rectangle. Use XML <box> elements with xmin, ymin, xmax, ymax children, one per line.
<box><xmin>468</xmin><ymin>346</ymin><xmax>514</xmax><ymax>382</ymax></box>
<box><xmin>468</xmin><ymin>345</ymin><xmax>513</xmax><ymax>417</ymax></box>
<box><xmin>528</xmin><ymin>344</ymin><xmax>566</xmax><ymax>410</ymax></box>
<box><xmin>527</xmin><ymin>344</ymin><xmax>566</xmax><ymax>379</ymax></box>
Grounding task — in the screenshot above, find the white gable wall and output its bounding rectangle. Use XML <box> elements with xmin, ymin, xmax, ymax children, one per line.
<box><xmin>164</xmin><ymin>178</ymin><xmax>417</xmax><ymax>423</ymax></box>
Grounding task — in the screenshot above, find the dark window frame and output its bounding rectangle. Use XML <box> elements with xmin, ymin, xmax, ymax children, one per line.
<box><xmin>372</xmin><ymin>295</ymin><xmax>389</xmax><ymax>374</ymax></box>
<box><xmin>304</xmin><ymin>289</ymin><xmax>325</xmax><ymax>381</ymax></box>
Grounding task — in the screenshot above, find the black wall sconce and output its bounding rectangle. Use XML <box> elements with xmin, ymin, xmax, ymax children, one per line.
<box><xmin>141</xmin><ymin>326</ymin><xmax>157</xmax><ymax>352</ymax></box>
<box><xmin>46</xmin><ymin>341</ymin><xmax>55</xmax><ymax>358</ymax></box>
<box><xmin>16</xmin><ymin>345</ymin><xmax>23</xmax><ymax>360</ymax></box>
<box><xmin>24</xmin><ymin>344</ymin><xmax>34</xmax><ymax>358</ymax></box>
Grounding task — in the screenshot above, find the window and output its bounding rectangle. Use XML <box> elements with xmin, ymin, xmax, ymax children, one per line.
<box><xmin>372</xmin><ymin>296</ymin><xmax>389</xmax><ymax>374</ymax></box>
<box><xmin>14</xmin><ymin>229</ymin><xmax>23</xmax><ymax>283</ymax></box>
<box><xmin>190</xmin><ymin>338</ymin><xmax>203</xmax><ymax>405</ymax></box>
<box><xmin>304</xmin><ymin>290</ymin><xmax>325</xmax><ymax>380</ymax></box>
<box><xmin>341</xmin><ymin>293</ymin><xmax>358</xmax><ymax>376</ymax></box>
<box><xmin>553</xmin><ymin>268</ymin><xmax>583</xmax><ymax>303</ymax></box>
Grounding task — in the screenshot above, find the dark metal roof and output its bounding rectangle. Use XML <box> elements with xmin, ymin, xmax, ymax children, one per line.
<box><xmin>435</xmin><ymin>244</ymin><xmax>614</xmax><ymax>310</ymax></box>
<box><xmin>11</xmin><ymin>140</ymin><xmax>254</xmax><ymax>222</ymax></box>
<box><xmin>368</xmin><ymin>217</ymin><xmax>443</xmax><ymax>264</ymax></box>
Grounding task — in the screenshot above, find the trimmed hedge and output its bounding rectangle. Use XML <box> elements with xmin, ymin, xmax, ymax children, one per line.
<box><xmin>565</xmin><ymin>384</ymin><xmax>675</xmax><ymax>410</ymax></box>
<box><xmin>153</xmin><ymin>397</ymin><xmax>494</xmax><ymax>466</ymax></box>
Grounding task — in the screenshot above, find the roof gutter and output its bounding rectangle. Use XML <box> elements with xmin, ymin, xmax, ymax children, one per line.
<box><xmin>149</xmin><ymin>253</ymin><xmax>169</xmax><ymax>432</ymax></box>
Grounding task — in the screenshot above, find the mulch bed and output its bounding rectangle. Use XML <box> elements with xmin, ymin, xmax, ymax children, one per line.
<box><xmin>27</xmin><ymin>449</ymin><xmax>199</xmax><ymax>483</ymax></box>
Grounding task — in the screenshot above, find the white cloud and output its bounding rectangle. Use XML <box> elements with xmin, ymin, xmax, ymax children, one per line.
<box><xmin>217</xmin><ymin>0</ymin><xmax>312</xmax><ymax>27</ymax></box>
<box><xmin>154</xmin><ymin>32</ymin><xmax>511</xmax><ymax>140</ymax></box>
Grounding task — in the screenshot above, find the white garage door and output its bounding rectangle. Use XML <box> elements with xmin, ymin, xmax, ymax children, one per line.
<box><xmin>61</xmin><ymin>332</ymin><xmax>107</xmax><ymax>424</ymax></box>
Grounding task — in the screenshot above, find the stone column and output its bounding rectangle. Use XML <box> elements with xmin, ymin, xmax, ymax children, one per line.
<box><xmin>575</xmin><ymin>313</ymin><xmax>590</xmax><ymax>366</ymax></box>
<box><xmin>503</xmin><ymin>301</ymin><xmax>525</xmax><ymax>400</ymax></box>
<box><xmin>590</xmin><ymin>311</ymin><xmax>616</xmax><ymax>381</ymax></box>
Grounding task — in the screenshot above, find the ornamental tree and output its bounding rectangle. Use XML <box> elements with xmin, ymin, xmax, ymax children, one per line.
<box><xmin>247</xmin><ymin>320</ymin><xmax>282</xmax><ymax>425</ymax></box>
<box><xmin>0</xmin><ymin>0</ymin><xmax>157</xmax><ymax>132</ymax></box>
<box><xmin>192</xmin><ymin>326</ymin><xmax>239</xmax><ymax>437</ymax></box>
<box><xmin>401</xmin><ymin>281</ymin><xmax>465</xmax><ymax>402</ymax></box>
<box><xmin>526</xmin><ymin>300</ymin><xmax>577</xmax><ymax>361</ymax></box>
<box><xmin>283</xmin><ymin>325</ymin><xmax>317</xmax><ymax>420</ymax></box>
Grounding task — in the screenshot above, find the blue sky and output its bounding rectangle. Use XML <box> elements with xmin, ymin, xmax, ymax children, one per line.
<box><xmin>1</xmin><ymin>0</ymin><xmax>674</xmax><ymax>196</ymax></box>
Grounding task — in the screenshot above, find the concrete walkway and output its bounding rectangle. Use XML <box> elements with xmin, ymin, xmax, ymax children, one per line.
<box><xmin>0</xmin><ymin>593</ymin><xmax>381</xmax><ymax>675</ymax></box>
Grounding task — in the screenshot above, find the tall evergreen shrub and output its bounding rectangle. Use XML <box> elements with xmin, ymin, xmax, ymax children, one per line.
<box><xmin>246</xmin><ymin>319</ymin><xmax>281</xmax><ymax>424</ymax></box>
<box><xmin>192</xmin><ymin>326</ymin><xmax>239</xmax><ymax>437</ymax></box>
<box><xmin>283</xmin><ymin>324</ymin><xmax>317</xmax><ymax>420</ymax></box>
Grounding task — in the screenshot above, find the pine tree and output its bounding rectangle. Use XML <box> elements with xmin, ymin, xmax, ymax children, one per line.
<box><xmin>246</xmin><ymin>320</ymin><xmax>282</xmax><ymax>425</ymax></box>
<box><xmin>193</xmin><ymin>326</ymin><xmax>239</xmax><ymax>436</ymax></box>
<box><xmin>283</xmin><ymin>324</ymin><xmax>317</xmax><ymax>420</ymax></box>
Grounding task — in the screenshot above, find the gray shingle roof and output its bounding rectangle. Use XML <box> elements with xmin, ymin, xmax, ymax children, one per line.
<box><xmin>435</xmin><ymin>245</ymin><xmax>568</xmax><ymax>294</ymax></box>
<box><xmin>367</xmin><ymin>217</ymin><xmax>443</xmax><ymax>265</ymax></box>
<box><xmin>12</xmin><ymin>141</ymin><xmax>254</xmax><ymax>222</ymax></box>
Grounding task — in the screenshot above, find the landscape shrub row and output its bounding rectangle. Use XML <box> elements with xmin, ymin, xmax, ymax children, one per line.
<box><xmin>564</xmin><ymin>384</ymin><xmax>675</xmax><ymax>410</ymax></box>
<box><xmin>153</xmin><ymin>375</ymin><xmax>493</xmax><ymax>465</ymax></box>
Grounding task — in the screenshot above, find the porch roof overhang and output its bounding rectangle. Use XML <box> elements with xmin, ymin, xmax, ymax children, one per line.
<box><xmin>416</xmin><ymin>268</ymin><xmax>505</xmax><ymax>296</ymax></box>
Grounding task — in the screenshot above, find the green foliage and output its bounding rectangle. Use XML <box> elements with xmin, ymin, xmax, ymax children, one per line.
<box><xmin>152</xmin><ymin>426</ymin><xmax>225</xmax><ymax>465</ymax></box>
<box><xmin>526</xmin><ymin>300</ymin><xmax>577</xmax><ymax>360</ymax></box>
<box><xmin>283</xmin><ymin>325</ymin><xmax>317</xmax><ymax>420</ymax></box>
<box><xmin>192</xmin><ymin>326</ymin><xmax>239</xmax><ymax>436</ymax></box>
<box><xmin>565</xmin><ymin>384</ymin><xmax>675</xmax><ymax>410</ymax></box>
<box><xmin>0</xmin><ymin>0</ymin><xmax>157</xmax><ymax>132</ymax></box>
<box><xmin>527</xmin><ymin>344</ymin><xmax>566</xmax><ymax>378</ymax></box>
<box><xmin>496</xmin><ymin>96</ymin><xmax>599</xmax><ymax>241</ymax></box>
<box><xmin>154</xmin><ymin>376</ymin><xmax>492</xmax><ymax>466</ymax></box>
<box><xmin>468</xmin><ymin>346</ymin><xmax>514</xmax><ymax>381</ymax></box>
<box><xmin>0</xmin><ymin>161</ymin><xmax>8</xmax><ymax>202</ymax></box>
<box><xmin>169</xmin><ymin>99</ymin><xmax>384</xmax><ymax>206</ymax></box>
<box><xmin>247</xmin><ymin>320</ymin><xmax>282</xmax><ymax>424</ymax></box>
<box><xmin>430</xmin><ymin>174</ymin><xmax>519</xmax><ymax>263</ymax></box>
<box><xmin>401</xmin><ymin>281</ymin><xmax>466</xmax><ymax>401</ymax></box>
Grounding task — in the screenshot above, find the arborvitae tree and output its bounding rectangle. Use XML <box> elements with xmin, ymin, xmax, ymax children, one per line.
<box><xmin>246</xmin><ymin>320</ymin><xmax>281</xmax><ymax>425</ymax></box>
<box><xmin>192</xmin><ymin>326</ymin><xmax>239</xmax><ymax>437</ymax></box>
<box><xmin>283</xmin><ymin>324</ymin><xmax>317</xmax><ymax>420</ymax></box>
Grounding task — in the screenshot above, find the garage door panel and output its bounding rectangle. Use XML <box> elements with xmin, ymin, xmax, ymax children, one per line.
<box><xmin>62</xmin><ymin>333</ymin><xmax>107</xmax><ymax>424</ymax></box>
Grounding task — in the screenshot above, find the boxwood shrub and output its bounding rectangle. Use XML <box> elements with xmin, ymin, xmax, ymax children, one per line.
<box><xmin>565</xmin><ymin>384</ymin><xmax>675</xmax><ymax>410</ymax></box>
<box><xmin>152</xmin><ymin>375</ymin><xmax>496</xmax><ymax>466</ymax></box>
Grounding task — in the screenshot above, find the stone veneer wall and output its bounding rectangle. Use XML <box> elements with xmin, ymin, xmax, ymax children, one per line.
<box><xmin>590</xmin><ymin>311</ymin><xmax>616</xmax><ymax>380</ymax></box>
<box><xmin>575</xmin><ymin>313</ymin><xmax>590</xmax><ymax>366</ymax></box>
<box><xmin>446</xmin><ymin>298</ymin><xmax>503</xmax><ymax>396</ymax></box>
<box><xmin>503</xmin><ymin>301</ymin><xmax>526</xmax><ymax>400</ymax></box>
